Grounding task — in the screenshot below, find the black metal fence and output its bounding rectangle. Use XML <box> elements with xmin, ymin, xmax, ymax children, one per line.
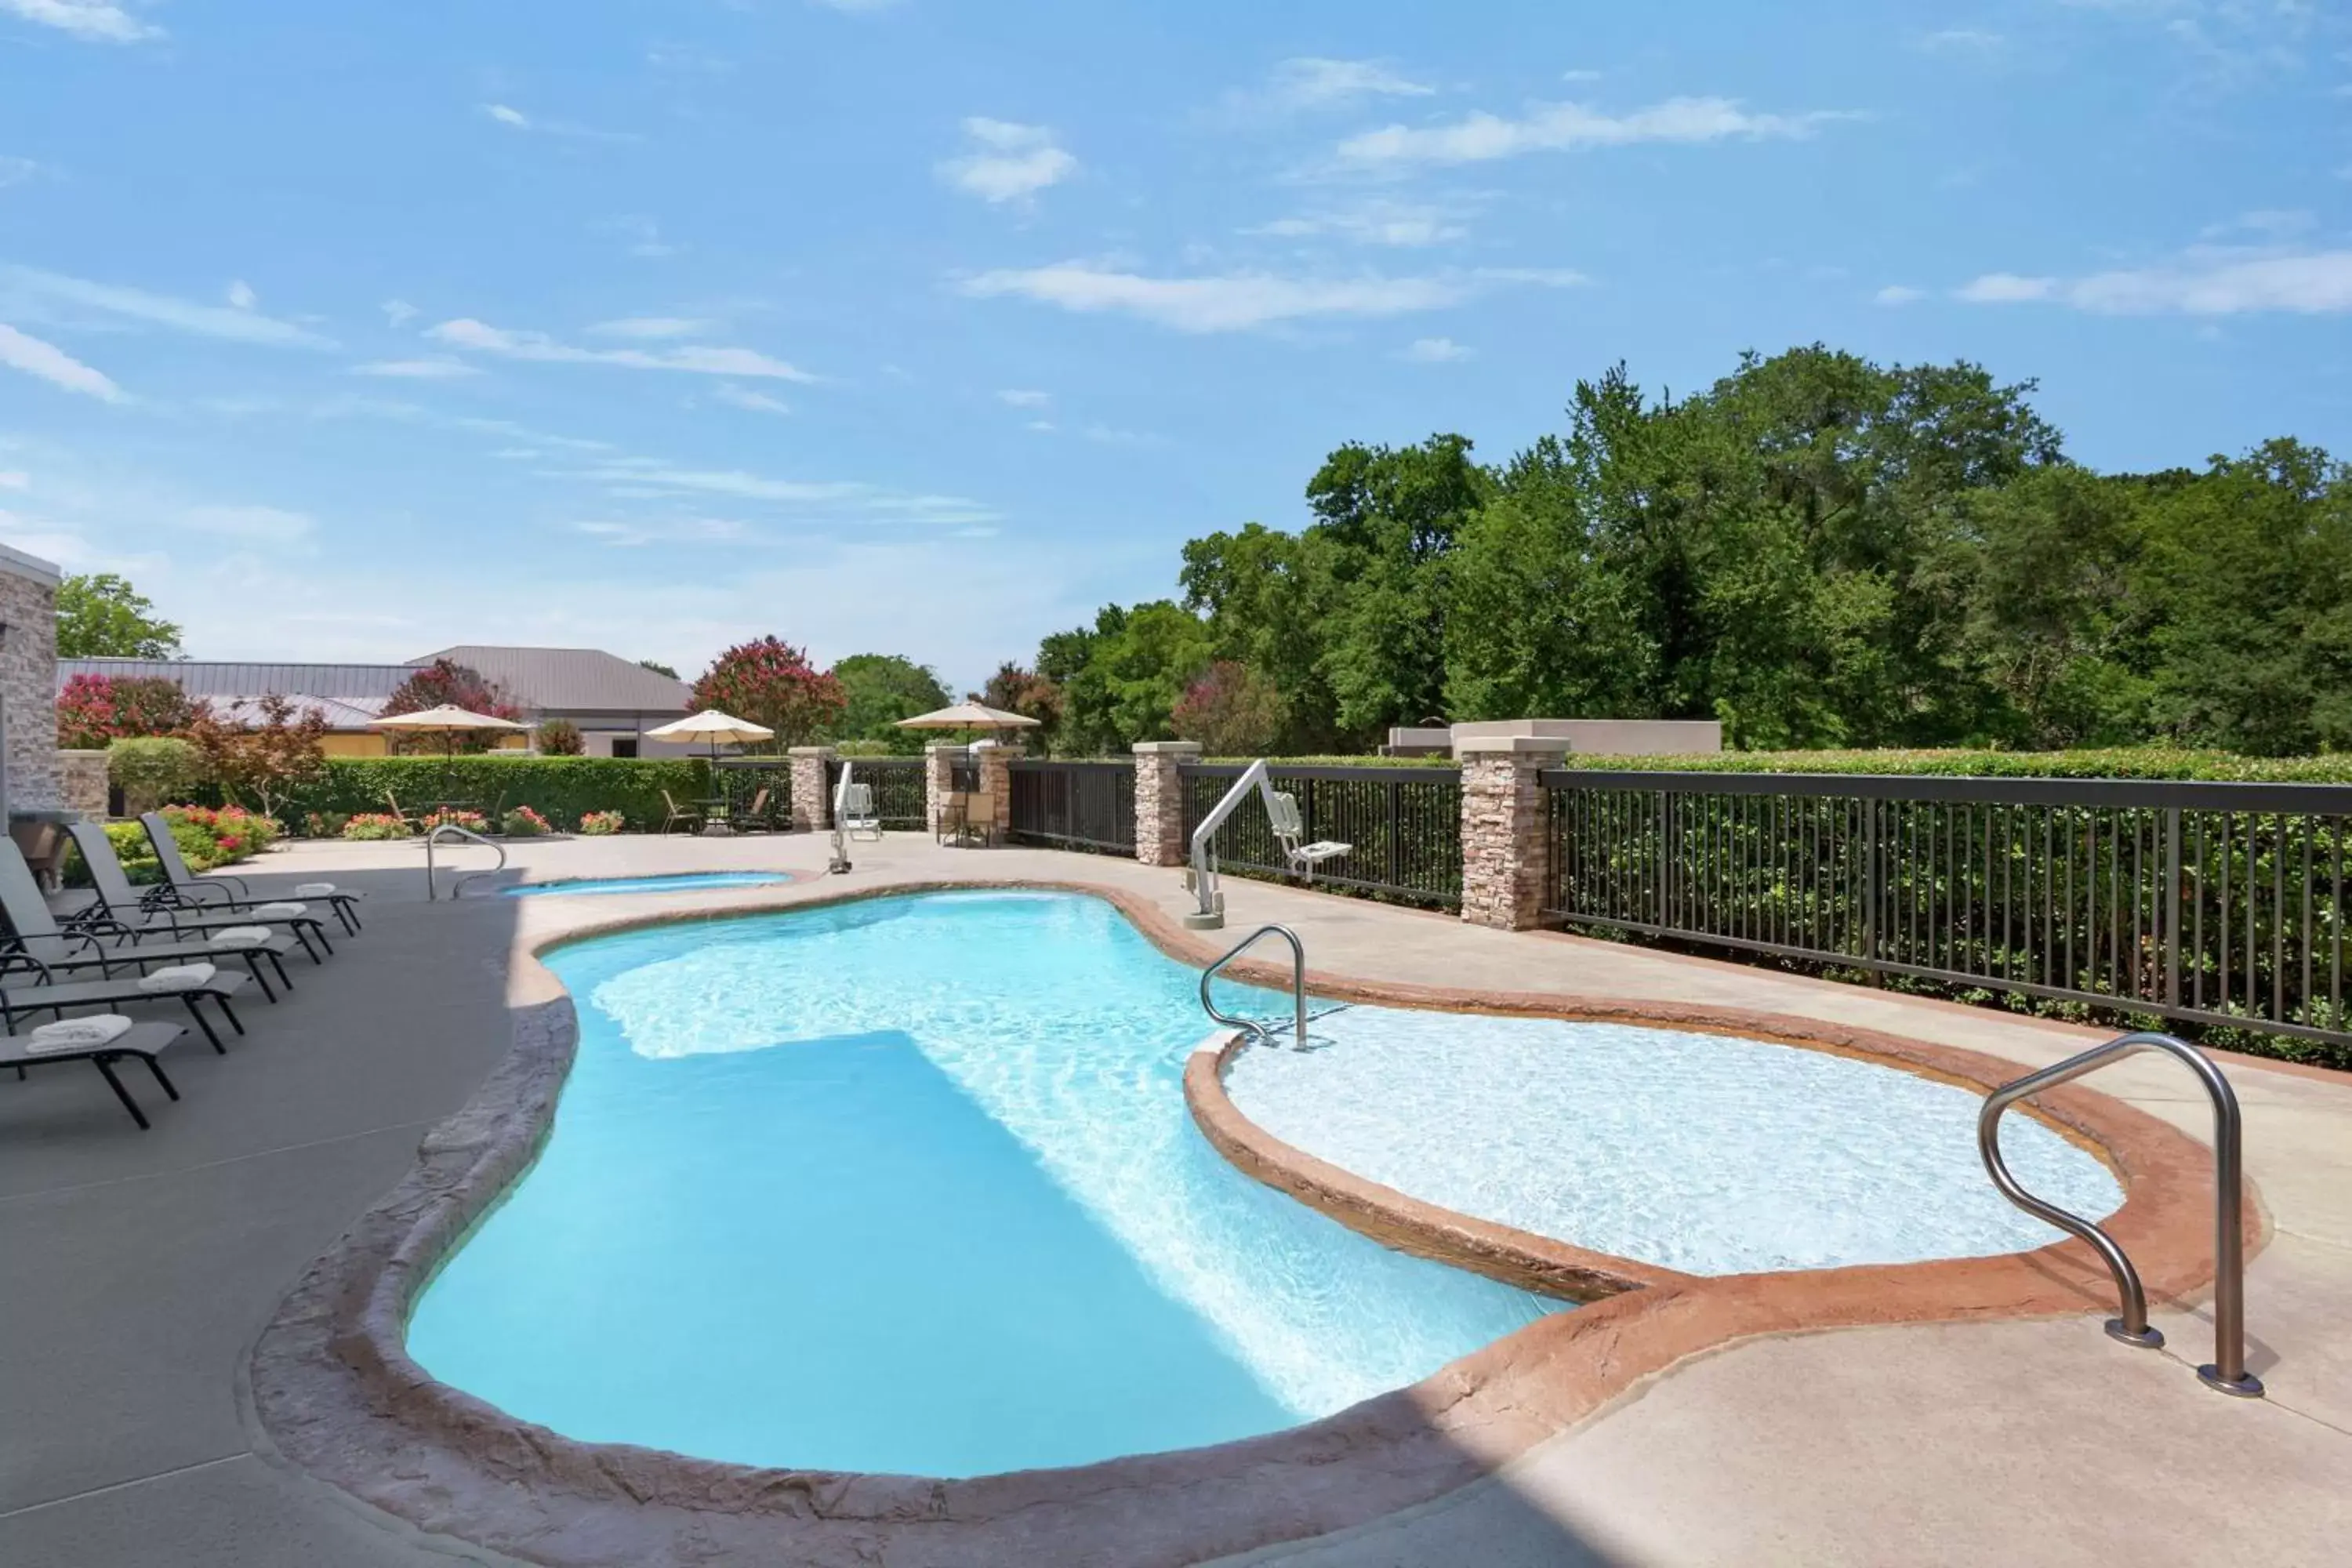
<box><xmin>823</xmin><ymin>757</ymin><xmax>928</xmax><ymax>830</ymax></box>
<box><xmin>710</xmin><ymin>757</ymin><xmax>791</xmax><ymax>826</ymax></box>
<box><xmin>1179</xmin><ymin>764</ymin><xmax>1463</xmax><ymax>909</ymax></box>
<box><xmin>1007</xmin><ymin>760</ymin><xmax>1136</xmax><ymax>854</ymax></box>
<box><xmin>1541</xmin><ymin>770</ymin><xmax>2352</xmax><ymax>1047</ymax></box>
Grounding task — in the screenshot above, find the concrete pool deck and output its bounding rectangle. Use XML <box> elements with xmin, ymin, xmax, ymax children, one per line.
<box><xmin>4</xmin><ymin>829</ymin><xmax>2347</xmax><ymax>1566</ymax></box>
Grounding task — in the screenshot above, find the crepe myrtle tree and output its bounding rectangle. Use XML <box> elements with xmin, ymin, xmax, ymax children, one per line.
<box><xmin>689</xmin><ymin>637</ymin><xmax>847</xmax><ymax>750</ymax></box>
<box><xmin>56</xmin><ymin>673</ymin><xmax>205</xmax><ymax>749</ymax></box>
<box><xmin>381</xmin><ymin>659</ymin><xmax>524</xmax><ymax>754</ymax></box>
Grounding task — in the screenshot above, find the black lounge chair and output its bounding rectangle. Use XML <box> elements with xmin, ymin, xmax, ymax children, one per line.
<box><xmin>66</xmin><ymin>822</ymin><xmax>336</xmax><ymax>964</ymax></box>
<box><xmin>0</xmin><ymin>838</ymin><xmax>298</xmax><ymax>1001</ymax></box>
<box><xmin>137</xmin><ymin>813</ymin><xmax>363</xmax><ymax>935</ymax></box>
<box><xmin>0</xmin><ymin>1017</ymin><xmax>189</xmax><ymax>1129</ymax></box>
<box><xmin>2</xmin><ymin>961</ymin><xmax>247</xmax><ymax>1054</ymax></box>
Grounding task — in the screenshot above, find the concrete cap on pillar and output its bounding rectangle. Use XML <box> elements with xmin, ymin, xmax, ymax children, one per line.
<box><xmin>1131</xmin><ymin>740</ymin><xmax>1204</xmax><ymax>755</ymax></box>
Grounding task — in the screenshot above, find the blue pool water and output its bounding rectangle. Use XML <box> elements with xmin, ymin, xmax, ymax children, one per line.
<box><xmin>407</xmin><ymin>891</ymin><xmax>1558</xmax><ymax>1477</ymax></box>
<box><xmin>503</xmin><ymin>872</ymin><xmax>793</xmax><ymax>897</ymax></box>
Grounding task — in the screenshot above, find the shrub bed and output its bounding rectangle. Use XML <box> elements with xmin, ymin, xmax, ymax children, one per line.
<box><xmin>67</xmin><ymin>804</ymin><xmax>279</xmax><ymax>886</ymax></box>
<box><xmin>1553</xmin><ymin>746</ymin><xmax>2352</xmax><ymax>783</ymax></box>
<box><xmin>277</xmin><ymin>757</ymin><xmax>712</xmax><ymax>833</ymax></box>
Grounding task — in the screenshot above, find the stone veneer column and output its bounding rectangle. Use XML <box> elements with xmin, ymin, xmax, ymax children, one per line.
<box><xmin>1457</xmin><ymin>737</ymin><xmax>1570</xmax><ymax>931</ymax></box>
<box><xmin>1131</xmin><ymin>740</ymin><xmax>1202</xmax><ymax>866</ymax></box>
<box><xmin>786</xmin><ymin>746</ymin><xmax>835</xmax><ymax>832</ymax></box>
<box><xmin>57</xmin><ymin>750</ymin><xmax>109</xmax><ymax>819</ymax></box>
<box><xmin>924</xmin><ymin>744</ymin><xmax>964</xmax><ymax>836</ymax></box>
<box><xmin>976</xmin><ymin>744</ymin><xmax>1022</xmax><ymax>838</ymax></box>
<box><xmin>0</xmin><ymin>550</ymin><xmax>63</xmax><ymax>814</ymax></box>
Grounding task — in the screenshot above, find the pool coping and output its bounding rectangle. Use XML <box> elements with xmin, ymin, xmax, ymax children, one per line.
<box><xmin>246</xmin><ymin>876</ymin><xmax>2259</xmax><ymax>1568</ymax></box>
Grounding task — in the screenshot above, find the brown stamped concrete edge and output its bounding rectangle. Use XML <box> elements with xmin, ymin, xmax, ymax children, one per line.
<box><xmin>246</xmin><ymin>876</ymin><xmax>2258</xmax><ymax>1568</ymax></box>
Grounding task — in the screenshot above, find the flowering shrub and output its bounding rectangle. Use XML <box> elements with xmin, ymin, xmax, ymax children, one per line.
<box><xmin>340</xmin><ymin>812</ymin><xmax>409</xmax><ymax>841</ymax></box>
<box><xmin>56</xmin><ymin>673</ymin><xmax>205</xmax><ymax>750</ymax></box>
<box><xmin>689</xmin><ymin>636</ymin><xmax>846</xmax><ymax>748</ymax></box>
<box><xmin>68</xmin><ymin>804</ymin><xmax>275</xmax><ymax>887</ymax></box>
<box><xmin>419</xmin><ymin>808</ymin><xmax>490</xmax><ymax>835</ymax></box>
<box><xmin>576</xmin><ymin>809</ymin><xmax>626</xmax><ymax>836</ymax></box>
<box><xmin>303</xmin><ymin>811</ymin><xmax>351</xmax><ymax>839</ymax></box>
<box><xmin>501</xmin><ymin>804</ymin><xmax>552</xmax><ymax>837</ymax></box>
<box><xmin>381</xmin><ymin>661</ymin><xmax>524</xmax><ymax>754</ymax></box>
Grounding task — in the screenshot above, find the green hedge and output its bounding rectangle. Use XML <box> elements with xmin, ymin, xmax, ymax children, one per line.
<box><xmin>277</xmin><ymin>757</ymin><xmax>712</xmax><ymax>833</ymax></box>
<box><xmin>1550</xmin><ymin>747</ymin><xmax>2352</xmax><ymax>782</ymax></box>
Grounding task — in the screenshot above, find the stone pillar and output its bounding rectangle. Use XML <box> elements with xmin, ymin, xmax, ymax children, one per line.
<box><xmin>924</xmin><ymin>744</ymin><xmax>964</xmax><ymax>835</ymax></box>
<box><xmin>976</xmin><ymin>744</ymin><xmax>1021</xmax><ymax>838</ymax></box>
<box><xmin>0</xmin><ymin>549</ymin><xmax>63</xmax><ymax>814</ymax></box>
<box><xmin>58</xmin><ymin>749</ymin><xmax>109</xmax><ymax>819</ymax></box>
<box><xmin>1457</xmin><ymin>737</ymin><xmax>1570</xmax><ymax>931</ymax></box>
<box><xmin>787</xmin><ymin>746</ymin><xmax>835</xmax><ymax>832</ymax></box>
<box><xmin>1131</xmin><ymin>741</ymin><xmax>1202</xmax><ymax>866</ymax></box>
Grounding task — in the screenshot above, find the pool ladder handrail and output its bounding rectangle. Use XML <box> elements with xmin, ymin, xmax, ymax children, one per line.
<box><xmin>1977</xmin><ymin>1029</ymin><xmax>2260</xmax><ymax>1397</ymax></box>
<box><xmin>426</xmin><ymin>823</ymin><xmax>508</xmax><ymax>902</ymax></box>
<box><xmin>1200</xmin><ymin>924</ymin><xmax>1308</xmax><ymax>1051</ymax></box>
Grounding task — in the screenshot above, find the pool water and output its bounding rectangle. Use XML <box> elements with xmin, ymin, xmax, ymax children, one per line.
<box><xmin>503</xmin><ymin>872</ymin><xmax>793</xmax><ymax>897</ymax></box>
<box><xmin>407</xmin><ymin>891</ymin><xmax>1558</xmax><ymax>1477</ymax></box>
<box><xmin>1225</xmin><ymin>1010</ymin><xmax>2123</xmax><ymax>1276</ymax></box>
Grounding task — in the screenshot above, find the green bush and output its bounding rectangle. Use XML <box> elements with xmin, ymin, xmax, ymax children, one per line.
<box><xmin>1552</xmin><ymin>746</ymin><xmax>2352</xmax><ymax>783</ymax></box>
<box><xmin>501</xmin><ymin>805</ymin><xmax>551</xmax><ymax>837</ymax></box>
<box><xmin>278</xmin><ymin>757</ymin><xmax>711</xmax><ymax>833</ymax></box>
<box><xmin>107</xmin><ymin>736</ymin><xmax>205</xmax><ymax>816</ymax></box>
<box><xmin>340</xmin><ymin>813</ymin><xmax>407</xmax><ymax>841</ymax></box>
<box><xmin>577</xmin><ymin>810</ymin><xmax>625</xmax><ymax>836</ymax></box>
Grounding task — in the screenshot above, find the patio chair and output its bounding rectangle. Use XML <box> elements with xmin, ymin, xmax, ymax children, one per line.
<box><xmin>65</xmin><ymin>822</ymin><xmax>336</xmax><ymax>965</ymax></box>
<box><xmin>3</xmin><ymin>952</ymin><xmax>249</xmax><ymax>1056</ymax></box>
<box><xmin>844</xmin><ymin>782</ymin><xmax>882</xmax><ymax>841</ymax></box>
<box><xmin>139</xmin><ymin>813</ymin><xmax>363</xmax><ymax>935</ymax></box>
<box><xmin>1266</xmin><ymin>791</ymin><xmax>1351</xmax><ymax>885</ymax></box>
<box><xmin>660</xmin><ymin>790</ymin><xmax>703</xmax><ymax>836</ymax></box>
<box><xmin>742</xmin><ymin>786</ymin><xmax>771</xmax><ymax>831</ymax></box>
<box><xmin>382</xmin><ymin>789</ymin><xmax>418</xmax><ymax>833</ymax></box>
<box><xmin>0</xmin><ymin>1014</ymin><xmax>191</xmax><ymax>1129</ymax></box>
<box><xmin>942</xmin><ymin>789</ymin><xmax>996</xmax><ymax>848</ymax></box>
<box><xmin>0</xmin><ymin>838</ymin><xmax>297</xmax><ymax>1002</ymax></box>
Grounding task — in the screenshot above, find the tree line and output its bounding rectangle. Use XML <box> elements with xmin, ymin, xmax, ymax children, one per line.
<box><xmin>981</xmin><ymin>345</ymin><xmax>2352</xmax><ymax>759</ymax></box>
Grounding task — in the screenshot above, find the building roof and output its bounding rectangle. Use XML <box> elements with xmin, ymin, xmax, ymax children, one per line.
<box><xmin>411</xmin><ymin>646</ymin><xmax>691</xmax><ymax>715</ymax></box>
<box><xmin>59</xmin><ymin>647</ymin><xmax>692</xmax><ymax>720</ymax></box>
<box><xmin>0</xmin><ymin>540</ymin><xmax>63</xmax><ymax>586</ymax></box>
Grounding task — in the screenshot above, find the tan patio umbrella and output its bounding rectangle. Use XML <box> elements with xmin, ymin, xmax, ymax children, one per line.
<box><xmin>645</xmin><ymin>708</ymin><xmax>778</xmax><ymax>763</ymax></box>
<box><xmin>893</xmin><ymin>701</ymin><xmax>1041</xmax><ymax>735</ymax></box>
<box><xmin>370</xmin><ymin>706</ymin><xmax>532</xmax><ymax>801</ymax></box>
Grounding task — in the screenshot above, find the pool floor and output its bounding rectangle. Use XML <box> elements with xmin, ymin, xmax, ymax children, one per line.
<box><xmin>503</xmin><ymin>872</ymin><xmax>793</xmax><ymax>897</ymax></box>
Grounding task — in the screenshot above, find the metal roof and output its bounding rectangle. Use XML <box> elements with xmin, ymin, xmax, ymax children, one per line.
<box><xmin>411</xmin><ymin>646</ymin><xmax>691</xmax><ymax>715</ymax></box>
<box><xmin>60</xmin><ymin>647</ymin><xmax>692</xmax><ymax>718</ymax></box>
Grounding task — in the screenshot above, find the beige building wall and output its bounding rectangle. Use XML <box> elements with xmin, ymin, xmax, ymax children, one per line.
<box><xmin>0</xmin><ymin>543</ymin><xmax>64</xmax><ymax>814</ymax></box>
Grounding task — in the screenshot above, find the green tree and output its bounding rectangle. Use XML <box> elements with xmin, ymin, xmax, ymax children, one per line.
<box><xmin>829</xmin><ymin>654</ymin><xmax>950</xmax><ymax>751</ymax></box>
<box><xmin>57</xmin><ymin>573</ymin><xmax>182</xmax><ymax>659</ymax></box>
<box><xmin>637</xmin><ymin>659</ymin><xmax>680</xmax><ymax>679</ymax></box>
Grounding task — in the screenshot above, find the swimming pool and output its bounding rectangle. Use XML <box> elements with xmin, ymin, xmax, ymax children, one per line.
<box><xmin>406</xmin><ymin>891</ymin><xmax>1556</xmax><ymax>1477</ymax></box>
<box><xmin>503</xmin><ymin>872</ymin><xmax>793</xmax><ymax>897</ymax></box>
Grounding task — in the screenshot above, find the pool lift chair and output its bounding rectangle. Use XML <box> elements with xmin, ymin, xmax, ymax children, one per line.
<box><xmin>1185</xmin><ymin>759</ymin><xmax>1351</xmax><ymax>931</ymax></box>
<box><xmin>828</xmin><ymin>761</ymin><xmax>857</xmax><ymax>875</ymax></box>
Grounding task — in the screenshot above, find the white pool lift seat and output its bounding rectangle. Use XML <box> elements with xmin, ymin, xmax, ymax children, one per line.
<box><xmin>1265</xmin><ymin>791</ymin><xmax>1351</xmax><ymax>884</ymax></box>
<box><xmin>843</xmin><ymin>782</ymin><xmax>883</xmax><ymax>841</ymax></box>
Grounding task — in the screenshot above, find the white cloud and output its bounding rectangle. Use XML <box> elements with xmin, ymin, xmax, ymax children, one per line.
<box><xmin>714</xmin><ymin>385</ymin><xmax>791</xmax><ymax>416</ymax></box>
<box><xmin>381</xmin><ymin>299</ymin><xmax>419</xmax><ymax>327</ymax></box>
<box><xmin>574</xmin><ymin>517</ymin><xmax>751</xmax><ymax>548</ymax></box>
<box><xmin>1875</xmin><ymin>284</ymin><xmax>1927</xmax><ymax>306</ymax></box>
<box><xmin>1958</xmin><ymin>249</ymin><xmax>2352</xmax><ymax>314</ymax></box>
<box><xmin>480</xmin><ymin>102</ymin><xmax>639</xmax><ymax>143</ymax></box>
<box><xmin>597</xmin><ymin>215</ymin><xmax>680</xmax><ymax>259</ymax></box>
<box><xmin>0</xmin><ymin>321</ymin><xmax>123</xmax><ymax>400</ymax></box>
<box><xmin>0</xmin><ymin>469</ymin><xmax>28</xmax><ymax>489</ymax></box>
<box><xmin>996</xmin><ymin>388</ymin><xmax>1052</xmax><ymax>408</ymax></box>
<box><xmin>350</xmin><ymin>358</ymin><xmax>481</xmax><ymax>379</ymax></box>
<box><xmin>0</xmin><ymin>0</ymin><xmax>158</xmax><ymax>44</ymax></box>
<box><xmin>589</xmin><ymin>316</ymin><xmax>712</xmax><ymax>339</ymax></box>
<box><xmin>1402</xmin><ymin>336</ymin><xmax>1472</xmax><ymax>362</ymax></box>
<box><xmin>226</xmin><ymin>279</ymin><xmax>257</xmax><ymax>310</ymax></box>
<box><xmin>426</xmin><ymin>318</ymin><xmax>815</xmax><ymax>380</ymax></box>
<box><xmin>1561</xmin><ymin>68</ymin><xmax>1605</xmax><ymax>83</ymax></box>
<box><xmin>1472</xmin><ymin>266</ymin><xmax>1590</xmax><ymax>288</ymax></box>
<box><xmin>1338</xmin><ymin>95</ymin><xmax>1853</xmax><ymax>168</ymax></box>
<box><xmin>2200</xmin><ymin>209</ymin><xmax>2315</xmax><ymax>241</ymax></box>
<box><xmin>1919</xmin><ymin>28</ymin><xmax>2005</xmax><ymax>53</ymax></box>
<box><xmin>959</xmin><ymin>262</ymin><xmax>1469</xmax><ymax>332</ymax></box>
<box><xmin>1</xmin><ymin>265</ymin><xmax>333</xmax><ymax>347</ymax></box>
<box><xmin>1262</xmin><ymin>57</ymin><xmax>1435</xmax><ymax>111</ymax></box>
<box><xmin>568</xmin><ymin>458</ymin><xmax>998</xmax><ymax>526</ymax></box>
<box><xmin>808</xmin><ymin>0</ymin><xmax>901</xmax><ymax>10</ymax></box>
<box><xmin>939</xmin><ymin>118</ymin><xmax>1078</xmax><ymax>206</ymax></box>
<box><xmin>0</xmin><ymin>154</ymin><xmax>42</xmax><ymax>187</ymax></box>
<box><xmin>181</xmin><ymin>503</ymin><xmax>313</xmax><ymax>543</ymax></box>
<box><xmin>1250</xmin><ymin>198</ymin><xmax>1469</xmax><ymax>248</ymax></box>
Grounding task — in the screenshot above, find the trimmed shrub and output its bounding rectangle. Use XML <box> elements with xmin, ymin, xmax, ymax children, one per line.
<box><xmin>272</xmin><ymin>756</ymin><xmax>711</xmax><ymax>831</ymax></box>
<box><xmin>107</xmin><ymin>736</ymin><xmax>204</xmax><ymax>816</ymax></box>
<box><xmin>1552</xmin><ymin>747</ymin><xmax>2352</xmax><ymax>783</ymax></box>
<box><xmin>64</xmin><ymin>805</ymin><xmax>272</xmax><ymax>887</ymax></box>
<box><xmin>420</xmin><ymin>808</ymin><xmax>489</xmax><ymax>836</ymax></box>
<box><xmin>340</xmin><ymin>813</ymin><xmax>408</xmax><ymax>840</ymax></box>
<box><xmin>501</xmin><ymin>805</ymin><xmax>552</xmax><ymax>837</ymax></box>
<box><xmin>535</xmin><ymin>719</ymin><xmax>584</xmax><ymax>756</ymax></box>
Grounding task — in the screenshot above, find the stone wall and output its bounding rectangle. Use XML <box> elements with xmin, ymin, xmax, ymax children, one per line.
<box><xmin>59</xmin><ymin>749</ymin><xmax>108</xmax><ymax>818</ymax></box>
<box><xmin>0</xmin><ymin>550</ymin><xmax>63</xmax><ymax>814</ymax></box>
<box><xmin>924</xmin><ymin>745</ymin><xmax>959</xmax><ymax>836</ymax></box>
<box><xmin>787</xmin><ymin>747</ymin><xmax>833</xmax><ymax>832</ymax></box>
<box><xmin>1131</xmin><ymin>742</ymin><xmax>1201</xmax><ymax>866</ymax></box>
<box><xmin>1457</xmin><ymin>740</ymin><xmax>1567</xmax><ymax>931</ymax></box>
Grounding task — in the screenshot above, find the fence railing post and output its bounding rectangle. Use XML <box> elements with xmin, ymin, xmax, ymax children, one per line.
<box><xmin>1131</xmin><ymin>742</ymin><xmax>1202</xmax><ymax>866</ymax></box>
<box><xmin>786</xmin><ymin>746</ymin><xmax>835</xmax><ymax>833</ymax></box>
<box><xmin>1459</xmin><ymin>738</ymin><xmax>1570</xmax><ymax>931</ymax></box>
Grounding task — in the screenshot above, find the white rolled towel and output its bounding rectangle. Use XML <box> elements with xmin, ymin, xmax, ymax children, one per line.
<box><xmin>138</xmin><ymin>963</ymin><xmax>218</xmax><ymax>993</ymax></box>
<box><xmin>208</xmin><ymin>926</ymin><xmax>274</xmax><ymax>949</ymax></box>
<box><xmin>30</xmin><ymin>1014</ymin><xmax>134</xmax><ymax>1051</ymax></box>
<box><xmin>249</xmin><ymin>902</ymin><xmax>307</xmax><ymax>918</ymax></box>
<box><xmin>293</xmin><ymin>883</ymin><xmax>339</xmax><ymax>897</ymax></box>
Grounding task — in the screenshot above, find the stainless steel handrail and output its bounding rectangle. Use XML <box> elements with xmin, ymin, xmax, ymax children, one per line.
<box><xmin>425</xmin><ymin>824</ymin><xmax>508</xmax><ymax>901</ymax></box>
<box><xmin>1979</xmin><ymin>1030</ymin><xmax>2261</xmax><ymax>1397</ymax></box>
<box><xmin>1200</xmin><ymin>924</ymin><xmax>1308</xmax><ymax>1050</ymax></box>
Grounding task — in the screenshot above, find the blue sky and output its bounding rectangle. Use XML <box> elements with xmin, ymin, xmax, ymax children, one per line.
<box><xmin>1</xmin><ymin>1</ymin><xmax>2347</xmax><ymax>691</ymax></box>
